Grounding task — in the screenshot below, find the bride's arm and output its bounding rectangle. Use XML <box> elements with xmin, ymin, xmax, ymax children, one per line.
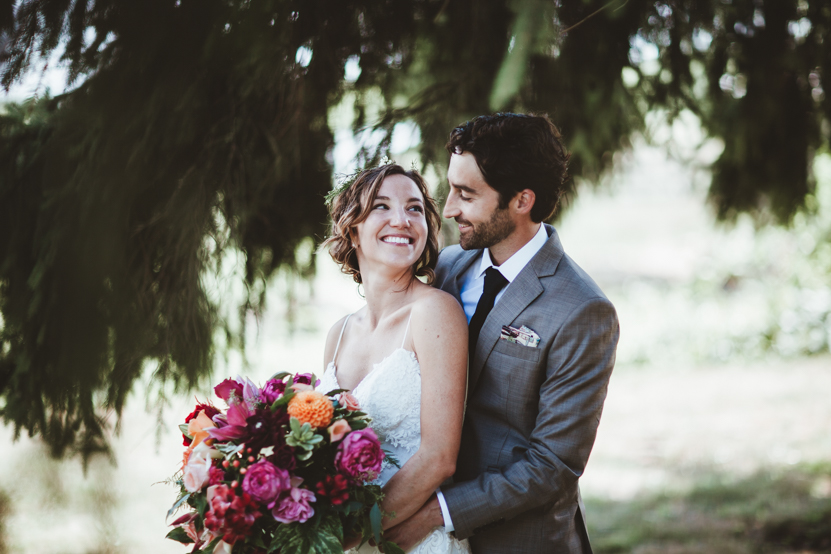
<box><xmin>380</xmin><ymin>290</ymin><xmax>468</xmax><ymax>529</ymax></box>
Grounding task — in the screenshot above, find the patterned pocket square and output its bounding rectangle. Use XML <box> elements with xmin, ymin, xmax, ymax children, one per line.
<box><xmin>500</xmin><ymin>325</ymin><xmax>540</xmax><ymax>348</ymax></box>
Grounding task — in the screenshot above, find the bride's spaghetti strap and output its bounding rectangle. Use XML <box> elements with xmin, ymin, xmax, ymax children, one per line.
<box><xmin>331</xmin><ymin>314</ymin><xmax>351</xmax><ymax>367</ymax></box>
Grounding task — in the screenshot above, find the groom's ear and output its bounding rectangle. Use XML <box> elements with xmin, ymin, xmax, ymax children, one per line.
<box><xmin>512</xmin><ymin>189</ymin><xmax>536</xmax><ymax>216</ymax></box>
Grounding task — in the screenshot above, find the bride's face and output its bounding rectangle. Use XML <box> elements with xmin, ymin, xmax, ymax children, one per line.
<box><xmin>354</xmin><ymin>174</ymin><xmax>428</xmax><ymax>275</ymax></box>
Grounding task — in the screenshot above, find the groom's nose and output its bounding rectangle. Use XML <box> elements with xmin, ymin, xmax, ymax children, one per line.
<box><xmin>443</xmin><ymin>193</ymin><xmax>460</xmax><ymax>219</ymax></box>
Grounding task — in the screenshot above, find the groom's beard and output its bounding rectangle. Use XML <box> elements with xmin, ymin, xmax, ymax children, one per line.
<box><xmin>457</xmin><ymin>206</ymin><xmax>516</xmax><ymax>251</ymax></box>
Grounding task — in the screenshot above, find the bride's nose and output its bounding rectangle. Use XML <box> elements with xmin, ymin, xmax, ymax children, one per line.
<box><xmin>389</xmin><ymin>206</ymin><xmax>410</xmax><ymax>227</ymax></box>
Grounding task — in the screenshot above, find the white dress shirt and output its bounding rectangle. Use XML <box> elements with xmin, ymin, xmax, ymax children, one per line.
<box><xmin>437</xmin><ymin>223</ymin><xmax>548</xmax><ymax>531</ymax></box>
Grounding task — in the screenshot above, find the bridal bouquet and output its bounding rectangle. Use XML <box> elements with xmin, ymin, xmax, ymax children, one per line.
<box><xmin>166</xmin><ymin>372</ymin><xmax>402</xmax><ymax>554</ymax></box>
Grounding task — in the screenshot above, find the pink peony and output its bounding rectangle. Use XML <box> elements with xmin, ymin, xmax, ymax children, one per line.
<box><xmin>334</xmin><ymin>428</ymin><xmax>384</xmax><ymax>481</ymax></box>
<box><xmin>271</xmin><ymin>477</ymin><xmax>316</xmax><ymax>523</ymax></box>
<box><xmin>242</xmin><ymin>459</ymin><xmax>290</xmax><ymax>505</ymax></box>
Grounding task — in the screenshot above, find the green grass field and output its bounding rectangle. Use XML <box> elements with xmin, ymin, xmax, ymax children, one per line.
<box><xmin>587</xmin><ymin>464</ymin><xmax>831</xmax><ymax>553</ymax></box>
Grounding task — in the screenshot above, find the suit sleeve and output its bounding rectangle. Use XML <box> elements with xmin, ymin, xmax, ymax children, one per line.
<box><xmin>441</xmin><ymin>296</ymin><xmax>619</xmax><ymax>539</ymax></box>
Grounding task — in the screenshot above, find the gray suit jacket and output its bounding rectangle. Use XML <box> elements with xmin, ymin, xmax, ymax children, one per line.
<box><xmin>436</xmin><ymin>225</ymin><xmax>619</xmax><ymax>554</ymax></box>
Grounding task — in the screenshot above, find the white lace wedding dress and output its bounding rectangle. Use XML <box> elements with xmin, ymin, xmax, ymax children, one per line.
<box><xmin>318</xmin><ymin>314</ymin><xmax>471</xmax><ymax>554</ymax></box>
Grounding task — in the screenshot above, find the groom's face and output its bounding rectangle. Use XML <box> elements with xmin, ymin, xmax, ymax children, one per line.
<box><xmin>444</xmin><ymin>152</ymin><xmax>516</xmax><ymax>251</ymax></box>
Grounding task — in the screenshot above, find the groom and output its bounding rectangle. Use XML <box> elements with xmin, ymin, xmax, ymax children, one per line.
<box><xmin>386</xmin><ymin>113</ymin><xmax>619</xmax><ymax>553</ymax></box>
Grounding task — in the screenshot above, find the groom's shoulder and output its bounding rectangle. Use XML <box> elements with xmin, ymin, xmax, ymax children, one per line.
<box><xmin>434</xmin><ymin>244</ymin><xmax>467</xmax><ymax>283</ymax></box>
<box><xmin>542</xmin><ymin>251</ymin><xmax>616</xmax><ymax>320</ymax></box>
<box><xmin>437</xmin><ymin>244</ymin><xmax>466</xmax><ymax>266</ymax></box>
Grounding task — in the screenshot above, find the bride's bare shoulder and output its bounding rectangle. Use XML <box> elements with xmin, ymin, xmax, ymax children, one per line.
<box><xmin>410</xmin><ymin>287</ymin><xmax>466</xmax><ymax>328</ymax></box>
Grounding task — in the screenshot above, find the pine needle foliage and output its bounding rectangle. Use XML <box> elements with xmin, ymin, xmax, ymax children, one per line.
<box><xmin>0</xmin><ymin>0</ymin><xmax>829</xmax><ymax>459</ymax></box>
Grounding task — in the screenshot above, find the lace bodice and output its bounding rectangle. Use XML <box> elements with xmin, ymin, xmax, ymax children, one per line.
<box><xmin>319</xmin><ymin>347</ymin><xmax>422</xmax><ymax>485</ymax></box>
<box><xmin>319</xmin><ymin>314</ymin><xmax>471</xmax><ymax>554</ymax></box>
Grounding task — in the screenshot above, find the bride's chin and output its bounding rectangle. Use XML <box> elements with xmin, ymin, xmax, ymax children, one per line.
<box><xmin>361</xmin><ymin>258</ymin><xmax>419</xmax><ymax>279</ymax></box>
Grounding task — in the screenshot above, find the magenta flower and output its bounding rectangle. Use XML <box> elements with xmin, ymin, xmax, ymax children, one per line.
<box><xmin>241</xmin><ymin>377</ymin><xmax>261</xmax><ymax>407</ymax></box>
<box><xmin>206</xmin><ymin>400</ymin><xmax>251</xmax><ymax>441</ymax></box>
<box><xmin>242</xmin><ymin>460</ymin><xmax>290</xmax><ymax>505</ymax></box>
<box><xmin>271</xmin><ymin>478</ymin><xmax>316</xmax><ymax>523</ymax></box>
<box><xmin>293</xmin><ymin>373</ymin><xmax>321</xmax><ymax>387</ymax></box>
<box><xmin>334</xmin><ymin>428</ymin><xmax>385</xmax><ymax>481</ymax></box>
<box><xmin>260</xmin><ymin>378</ymin><xmax>286</xmax><ymax>404</ymax></box>
<box><xmin>215</xmin><ymin>379</ymin><xmax>243</xmax><ymax>402</ymax></box>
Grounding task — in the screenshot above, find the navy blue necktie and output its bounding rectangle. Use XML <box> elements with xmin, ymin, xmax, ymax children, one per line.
<box><xmin>469</xmin><ymin>267</ymin><xmax>508</xmax><ymax>356</ymax></box>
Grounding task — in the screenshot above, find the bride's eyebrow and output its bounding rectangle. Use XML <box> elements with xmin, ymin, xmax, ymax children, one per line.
<box><xmin>373</xmin><ymin>196</ymin><xmax>423</xmax><ymax>203</ymax></box>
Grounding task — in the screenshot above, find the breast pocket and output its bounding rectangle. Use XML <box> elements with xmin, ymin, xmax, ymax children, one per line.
<box><xmin>492</xmin><ymin>338</ymin><xmax>542</xmax><ymax>362</ymax></box>
<box><xmin>488</xmin><ymin>341</ymin><xmax>544</xmax><ymax>431</ymax></box>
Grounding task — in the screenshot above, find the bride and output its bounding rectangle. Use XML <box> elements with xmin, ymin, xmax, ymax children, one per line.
<box><xmin>319</xmin><ymin>163</ymin><xmax>471</xmax><ymax>554</ymax></box>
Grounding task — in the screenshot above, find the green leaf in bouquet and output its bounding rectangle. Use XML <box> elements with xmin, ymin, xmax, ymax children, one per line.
<box><xmin>216</xmin><ymin>442</ymin><xmax>244</xmax><ymax>459</ymax></box>
<box><xmin>326</xmin><ymin>388</ymin><xmax>349</xmax><ymax>398</ymax></box>
<box><xmin>272</xmin><ymin>515</ymin><xmax>344</xmax><ymax>554</ymax></box>
<box><xmin>166</xmin><ymin>492</ymin><xmax>191</xmax><ymax>522</ymax></box>
<box><xmin>271</xmin><ymin>371</ymin><xmax>292</xmax><ymax>381</ymax></box>
<box><xmin>250</xmin><ymin>532</ymin><xmax>267</xmax><ymax>549</ymax></box>
<box><xmin>179</xmin><ymin>423</ymin><xmax>193</xmax><ymax>438</ymax></box>
<box><xmin>383</xmin><ymin>449</ymin><xmax>401</xmax><ymax>469</ymax></box>
<box><xmin>286</xmin><ymin>417</ymin><xmax>324</xmax><ymax>454</ymax></box>
<box><xmin>201</xmin><ymin>537</ymin><xmax>222</xmax><ymax>554</ymax></box>
<box><xmin>271</xmin><ymin>388</ymin><xmax>296</xmax><ymax>411</ymax></box>
<box><xmin>348</xmin><ymin>418</ymin><xmax>368</xmax><ymax>431</ymax></box>
<box><xmin>370</xmin><ymin>502</ymin><xmax>382</xmax><ymax>546</ymax></box>
<box><xmin>165</xmin><ymin>526</ymin><xmax>194</xmax><ymax>544</ymax></box>
<box><xmin>341</xmin><ymin>500</ymin><xmax>367</xmax><ymax>514</ymax></box>
<box><xmin>193</xmin><ymin>493</ymin><xmax>208</xmax><ymax>518</ymax></box>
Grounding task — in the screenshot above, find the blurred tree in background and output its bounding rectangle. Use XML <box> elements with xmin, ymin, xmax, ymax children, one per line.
<box><xmin>0</xmin><ymin>0</ymin><xmax>828</xmax><ymax>458</ymax></box>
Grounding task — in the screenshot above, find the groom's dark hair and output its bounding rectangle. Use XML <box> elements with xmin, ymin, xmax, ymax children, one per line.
<box><xmin>446</xmin><ymin>113</ymin><xmax>570</xmax><ymax>222</ymax></box>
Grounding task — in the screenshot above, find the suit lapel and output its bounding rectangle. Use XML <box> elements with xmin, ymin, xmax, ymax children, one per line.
<box><xmin>469</xmin><ymin>226</ymin><xmax>565</xmax><ymax>391</ymax></box>
<box><xmin>442</xmin><ymin>248</ymin><xmax>479</xmax><ymax>304</ymax></box>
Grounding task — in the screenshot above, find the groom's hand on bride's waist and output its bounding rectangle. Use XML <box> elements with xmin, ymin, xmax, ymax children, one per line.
<box><xmin>384</xmin><ymin>494</ymin><xmax>444</xmax><ymax>552</ymax></box>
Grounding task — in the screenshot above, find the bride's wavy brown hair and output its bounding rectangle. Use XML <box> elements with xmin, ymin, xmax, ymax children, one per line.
<box><xmin>323</xmin><ymin>164</ymin><xmax>441</xmax><ymax>285</ymax></box>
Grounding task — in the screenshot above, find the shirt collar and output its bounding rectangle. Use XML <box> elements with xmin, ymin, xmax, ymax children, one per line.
<box><xmin>475</xmin><ymin>223</ymin><xmax>547</xmax><ymax>283</ymax></box>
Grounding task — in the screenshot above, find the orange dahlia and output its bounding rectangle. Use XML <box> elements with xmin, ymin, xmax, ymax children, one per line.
<box><xmin>287</xmin><ymin>391</ymin><xmax>334</xmax><ymax>429</ymax></box>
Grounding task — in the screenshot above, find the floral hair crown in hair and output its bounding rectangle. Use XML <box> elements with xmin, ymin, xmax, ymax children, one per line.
<box><xmin>324</xmin><ymin>156</ymin><xmax>394</xmax><ymax>206</ymax></box>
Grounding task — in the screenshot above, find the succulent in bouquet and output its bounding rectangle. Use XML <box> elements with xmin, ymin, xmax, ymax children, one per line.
<box><xmin>166</xmin><ymin>372</ymin><xmax>403</xmax><ymax>554</ymax></box>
